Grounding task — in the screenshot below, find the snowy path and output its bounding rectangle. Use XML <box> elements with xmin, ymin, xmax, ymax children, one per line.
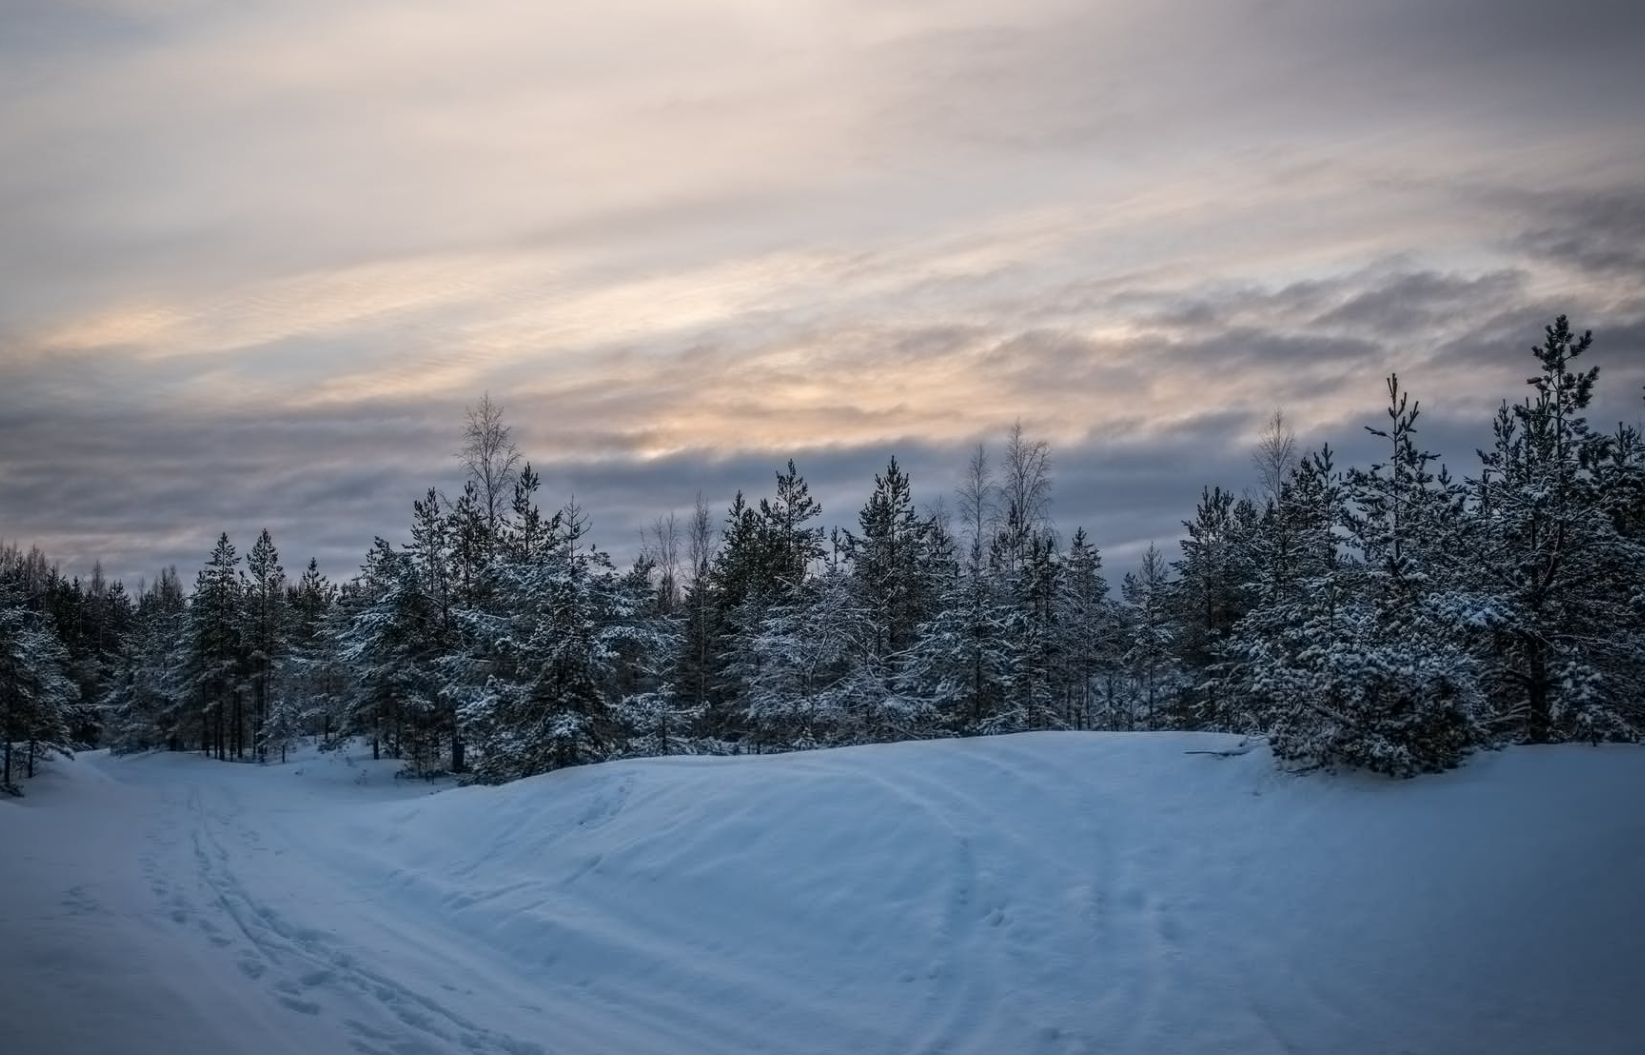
<box><xmin>4</xmin><ymin>733</ymin><xmax>1645</xmax><ymax>1055</ymax></box>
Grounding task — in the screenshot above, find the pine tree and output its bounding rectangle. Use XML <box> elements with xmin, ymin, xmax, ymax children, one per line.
<box><xmin>282</xmin><ymin>558</ymin><xmax>339</xmax><ymax>746</ymax></box>
<box><xmin>337</xmin><ymin>538</ymin><xmax>433</xmax><ymax>766</ymax></box>
<box><xmin>613</xmin><ymin>568</ymin><xmax>704</xmax><ymax>758</ymax></box>
<box><xmin>0</xmin><ymin>580</ymin><xmax>79</xmax><ymax>789</ymax></box>
<box><xmin>188</xmin><ymin>534</ymin><xmax>245</xmax><ymax>760</ymax></box>
<box><xmin>1171</xmin><ymin>487</ymin><xmax>1256</xmax><ymax>730</ymax></box>
<box><xmin>245</xmin><ymin>529</ymin><xmax>287</xmax><ymax>761</ymax></box>
<box><xmin>674</xmin><ymin>494</ymin><xmax>721</xmax><ymax>740</ymax></box>
<box><xmin>903</xmin><ymin>532</ymin><xmax>1012</xmax><ymax>734</ymax></box>
<box><xmin>1118</xmin><ymin>543</ymin><xmax>1176</xmax><ymax>730</ymax></box>
<box><xmin>455</xmin><ymin>534</ymin><xmax>626</xmax><ymax>782</ymax></box>
<box><xmin>740</xmin><ymin>567</ymin><xmax>856</xmax><ymax>750</ymax></box>
<box><xmin>840</xmin><ymin>459</ymin><xmax>941</xmax><ymax>733</ymax></box>
<box><xmin>407</xmin><ymin>488</ymin><xmax>465</xmax><ymax>773</ymax></box>
<box><xmin>996</xmin><ymin>529</ymin><xmax>1062</xmax><ymax>732</ymax></box>
<box><xmin>1056</xmin><ymin>528</ymin><xmax>1115</xmax><ymax>730</ymax></box>
<box><xmin>1335</xmin><ymin>375</ymin><xmax>1485</xmax><ymax>771</ymax></box>
<box><xmin>1469</xmin><ymin>318</ymin><xmax>1641</xmax><ymax>742</ymax></box>
<box><xmin>615</xmin><ymin>514</ymin><xmax>706</xmax><ymax>757</ymax></box>
<box><xmin>759</xmin><ymin>460</ymin><xmax>826</xmax><ymax>591</ymax></box>
<box><xmin>104</xmin><ymin>568</ymin><xmax>189</xmax><ymax>753</ymax></box>
<box><xmin>502</xmin><ymin>464</ymin><xmax>559</xmax><ymax>564</ymax></box>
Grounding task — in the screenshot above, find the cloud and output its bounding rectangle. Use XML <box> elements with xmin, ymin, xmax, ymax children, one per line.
<box><xmin>2</xmin><ymin>0</ymin><xmax>1644</xmax><ymax>583</ymax></box>
<box><xmin>1512</xmin><ymin>186</ymin><xmax>1645</xmax><ymax>282</ymax></box>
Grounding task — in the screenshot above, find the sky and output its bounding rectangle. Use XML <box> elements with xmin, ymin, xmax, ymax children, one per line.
<box><xmin>2</xmin><ymin>0</ymin><xmax>1643</xmax><ymax>587</ymax></box>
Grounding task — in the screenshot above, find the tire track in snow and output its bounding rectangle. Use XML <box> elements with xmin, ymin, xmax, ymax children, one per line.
<box><xmin>866</xmin><ymin>743</ymin><xmax>1153</xmax><ymax>1055</ymax></box>
<box><xmin>843</xmin><ymin>751</ymin><xmax>1111</xmax><ymax>1055</ymax></box>
<box><xmin>180</xmin><ymin>782</ymin><xmax>548</xmax><ymax>1055</ymax></box>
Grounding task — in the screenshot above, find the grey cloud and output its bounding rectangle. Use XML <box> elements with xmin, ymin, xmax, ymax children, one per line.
<box><xmin>979</xmin><ymin>330</ymin><xmax>1142</xmax><ymax>395</ymax></box>
<box><xmin>867</xmin><ymin>0</ymin><xmax>1645</xmax><ymax>164</ymax></box>
<box><xmin>1025</xmin><ymin>266</ymin><xmax>1525</xmax><ymax>348</ymax></box>
<box><xmin>1165</xmin><ymin>329</ymin><xmax>1379</xmax><ymax>369</ymax></box>
<box><xmin>4</xmin><ymin>0</ymin><xmax>1645</xmax><ymax>589</ymax></box>
<box><xmin>1313</xmin><ymin>271</ymin><xmax>1527</xmax><ymax>334</ymax></box>
<box><xmin>1512</xmin><ymin>187</ymin><xmax>1645</xmax><ymax>279</ymax></box>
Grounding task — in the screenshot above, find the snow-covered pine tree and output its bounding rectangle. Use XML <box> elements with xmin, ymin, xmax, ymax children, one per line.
<box><xmin>454</xmin><ymin>519</ymin><xmax>626</xmax><ymax>783</ymax></box>
<box><xmin>707</xmin><ymin>465</ymin><xmax>826</xmax><ymax>746</ymax></box>
<box><xmin>245</xmin><ymin>529</ymin><xmax>287</xmax><ymax>761</ymax></box>
<box><xmin>1227</xmin><ymin>447</ymin><xmax>1356</xmax><ymax>761</ymax></box>
<box><xmin>612</xmin><ymin>580</ymin><xmax>705</xmax><ymax>759</ymax></box>
<box><xmin>1332</xmin><ymin>374</ymin><xmax>1485</xmax><ymax>772</ymax></box>
<box><xmin>187</xmin><ymin>534</ymin><xmax>245</xmax><ymax>760</ymax></box>
<box><xmin>66</xmin><ymin>560</ymin><xmax>131</xmax><ymax>744</ymax></box>
<box><xmin>406</xmin><ymin>487</ymin><xmax>462</xmax><ymax>773</ymax></box>
<box><xmin>285</xmin><ymin>559</ymin><xmax>339</xmax><ymax>740</ymax></box>
<box><xmin>740</xmin><ymin>562</ymin><xmax>860</xmax><ymax>751</ymax></box>
<box><xmin>838</xmin><ymin>459</ymin><xmax>943</xmax><ymax>739</ymax></box>
<box><xmin>759</xmin><ymin>460</ymin><xmax>826</xmax><ymax>590</ymax></box>
<box><xmin>0</xmin><ymin>578</ymin><xmax>78</xmax><ymax>788</ymax></box>
<box><xmin>104</xmin><ymin>568</ymin><xmax>189</xmax><ymax>753</ymax></box>
<box><xmin>1117</xmin><ymin>543</ymin><xmax>1177</xmax><ymax>731</ymax></box>
<box><xmin>844</xmin><ymin>459</ymin><xmax>929</xmax><ymax>668</ymax></box>
<box><xmin>1171</xmin><ymin>486</ymin><xmax>1257</xmax><ymax>731</ymax></box>
<box><xmin>1234</xmin><ymin>386</ymin><xmax>1483</xmax><ymax>778</ymax></box>
<box><xmin>336</xmin><ymin>538</ymin><xmax>434</xmax><ymax>765</ymax></box>
<box><xmin>902</xmin><ymin>531</ymin><xmax>1012</xmax><ymax>734</ymax></box>
<box><xmin>672</xmin><ymin>493</ymin><xmax>720</xmax><ymax>742</ymax></box>
<box><xmin>1055</xmin><ymin>527</ymin><xmax>1117</xmax><ymax>730</ymax></box>
<box><xmin>701</xmin><ymin>491</ymin><xmax>763</xmax><ymax>739</ymax></box>
<box><xmin>613</xmin><ymin>510</ymin><xmax>714</xmax><ymax>757</ymax></box>
<box><xmin>1469</xmin><ymin>318</ymin><xmax>1641</xmax><ymax>743</ymax></box>
<box><xmin>501</xmin><ymin>463</ymin><xmax>560</xmax><ymax>564</ymax></box>
<box><xmin>995</xmin><ymin>528</ymin><xmax>1062</xmax><ymax>733</ymax></box>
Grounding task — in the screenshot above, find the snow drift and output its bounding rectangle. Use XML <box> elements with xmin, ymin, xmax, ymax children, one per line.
<box><xmin>3</xmin><ymin>733</ymin><xmax>1644</xmax><ymax>1055</ymax></box>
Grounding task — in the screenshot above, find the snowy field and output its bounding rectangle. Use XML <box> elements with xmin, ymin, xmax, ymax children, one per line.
<box><xmin>3</xmin><ymin>734</ymin><xmax>1644</xmax><ymax>1055</ymax></box>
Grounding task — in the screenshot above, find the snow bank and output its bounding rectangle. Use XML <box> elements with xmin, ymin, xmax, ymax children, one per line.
<box><xmin>3</xmin><ymin>734</ymin><xmax>1643</xmax><ymax>1055</ymax></box>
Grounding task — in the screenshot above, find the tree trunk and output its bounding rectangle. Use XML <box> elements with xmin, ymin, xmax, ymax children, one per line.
<box><xmin>1527</xmin><ymin>644</ymin><xmax>1552</xmax><ymax>744</ymax></box>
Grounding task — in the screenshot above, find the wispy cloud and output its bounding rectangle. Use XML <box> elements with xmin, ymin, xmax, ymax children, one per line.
<box><xmin>2</xmin><ymin>0</ymin><xmax>1642</xmax><ymax>583</ymax></box>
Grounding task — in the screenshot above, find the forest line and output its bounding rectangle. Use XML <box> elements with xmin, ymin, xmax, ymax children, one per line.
<box><xmin>3</xmin><ymin>316</ymin><xmax>1641</xmax><ymax>789</ymax></box>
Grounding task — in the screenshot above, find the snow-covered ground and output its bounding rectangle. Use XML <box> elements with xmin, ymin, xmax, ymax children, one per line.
<box><xmin>3</xmin><ymin>733</ymin><xmax>1643</xmax><ymax>1055</ymax></box>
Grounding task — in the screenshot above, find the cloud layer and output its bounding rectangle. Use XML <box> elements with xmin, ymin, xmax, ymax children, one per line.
<box><xmin>2</xmin><ymin>0</ymin><xmax>1643</xmax><ymax>583</ymax></box>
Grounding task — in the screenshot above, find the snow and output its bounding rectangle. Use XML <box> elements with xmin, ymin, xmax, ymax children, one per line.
<box><xmin>3</xmin><ymin>733</ymin><xmax>1644</xmax><ymax>1054</ymax></box>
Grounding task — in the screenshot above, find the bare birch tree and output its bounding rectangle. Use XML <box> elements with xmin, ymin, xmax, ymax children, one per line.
<box><xmin>459</xmin><ymin>393</ymin><xmax>523</xmax><ymax>537</ymax></box>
